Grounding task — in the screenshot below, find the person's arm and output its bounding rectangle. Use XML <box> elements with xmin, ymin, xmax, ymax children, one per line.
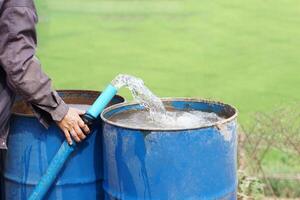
<box><xmin>0</xmin><ymin>1</ymin><xmax>89</xmax><ymax>144</ymax></box>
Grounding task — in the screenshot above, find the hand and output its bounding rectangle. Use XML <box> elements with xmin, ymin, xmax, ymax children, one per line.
<box><xmin>56</xmin><ymin>107</ymin><xmax>90</xmax><ymax>145</ymax></box>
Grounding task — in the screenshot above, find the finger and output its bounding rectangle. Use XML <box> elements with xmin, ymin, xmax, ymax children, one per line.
<box><xmin>75</xmin><ymin>124</ymin><xmax>86</xmax><ymax>140</ymax></box>
<box><xmin>70</xmin><ymin>128</ymin><xmax>81</xmax><ymax>142</ymax></box>
<box><xmin>82</xmin><ymin>125</ymin><xmax>90</xmax><ymax>134</ymax></box>
<box><xmin>63</xmin><ymin>129</ymin><xmax>73</xmax><ymax>145</ymax></box>
<box><xmin>79</xmin><ymin>119</ymin><xmax>90</xmax><ymax>134</ymax></box>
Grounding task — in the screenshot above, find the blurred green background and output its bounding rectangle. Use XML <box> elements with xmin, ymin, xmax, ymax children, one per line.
<box><xmin>36</xmin><ymin>0</ymin><xmax>300</xmax><ymax>125</ymax></box>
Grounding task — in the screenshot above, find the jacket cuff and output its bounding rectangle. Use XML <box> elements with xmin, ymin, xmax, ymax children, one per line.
<box><xmin>49</xmin><ymin>99</ymin><xmax>69</xmax><ymax>122</ymax></box>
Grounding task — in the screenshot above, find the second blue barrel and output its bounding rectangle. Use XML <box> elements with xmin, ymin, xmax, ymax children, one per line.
<box><xmin>0</xmin><ymin>150</ymin><xmax>3</xmax><ymax>200</ymax></box>
<box><xmin>2</xmin><ymin>90</ymin><xmax>124</xmax><ymax>200</ymax></box>
<box><xmin>101</xmin><ymin>98</ymin><xmax>238</xmax><ymax>200</ymax></box>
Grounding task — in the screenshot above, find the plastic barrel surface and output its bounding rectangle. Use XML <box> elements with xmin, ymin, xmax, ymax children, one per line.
<box><xmin>3</xmin><ymin>90</ymin><xmax>124</xmax><ymax>200</ymax></box>
<box><xmin>101</xmin><ymin>98</ymin><xmax>238</xmax><ymax>200</ymax></box>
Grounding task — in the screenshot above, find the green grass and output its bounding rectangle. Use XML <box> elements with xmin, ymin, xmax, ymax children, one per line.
<box><xmin>36</xmin><ymin>0</ymin><xmax>300</xmax><ymax>124</ymax></box>
<box><xmin>262</xmin><ymin>148</ymin><xmax>300</xmax><ymax>175</ymax></box>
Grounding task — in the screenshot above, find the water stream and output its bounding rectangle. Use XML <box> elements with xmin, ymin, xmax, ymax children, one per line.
<box><xmin>110</xmin><ymin>74</ymin><xmax>223</xmax><ymax>129</ymax></box>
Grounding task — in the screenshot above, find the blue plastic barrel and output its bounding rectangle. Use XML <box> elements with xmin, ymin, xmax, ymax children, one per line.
<box><xmin>101</xmin><ymin>98</ymin><xmax>238</xmax><ymax>200</ymax></box>
<box><xmin>2</xmin><ymin>90</ymin><xmax>124</xmax><ymax>200</ymax></box>
<box><xmin>0</xmin><ymin>150</ymin><xmax>3</xmax><ymax>200</ymax></box>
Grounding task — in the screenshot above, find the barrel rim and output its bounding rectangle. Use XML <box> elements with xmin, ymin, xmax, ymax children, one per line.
<box><xmin>101</xmin><ymin>97</ymin><xmax>238</xmax><ymax>131</ymax></box>
<box><xmin>12</xmin><ymin>90</ymin><xmax>125</xmax><ymax>117</ymax></box>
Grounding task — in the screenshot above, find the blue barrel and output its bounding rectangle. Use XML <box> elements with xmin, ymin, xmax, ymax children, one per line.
<box><xmin>2</xmin><ymin>90</ymin><xmax>124</xmax><ymax>200</ymax></box>
<box><xmin>0</xmin><ymin>150</ymin><xmax>4</xmax><ymax>200</ymax></box>
<box><xmin>101</xmin><ymin>98</ymin><xmax>238</xmax><ymax>200</ymax></box>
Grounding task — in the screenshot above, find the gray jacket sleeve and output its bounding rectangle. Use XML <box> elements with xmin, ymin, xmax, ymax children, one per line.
<box><xmin>0</xmin><ymin>0</ymin><xmax>68</xmax><ymax>127</ymax></box>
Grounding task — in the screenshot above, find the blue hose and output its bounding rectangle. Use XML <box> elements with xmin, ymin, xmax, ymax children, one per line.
<box><xmin>28</xmin><ymin>84</ymin><xmax>118</xmax><ymax>200</ymax></box>
<box><xmin>86</xmin><ymin>84</ymin><xmax>118</xmax><ymax>119</ymax></box>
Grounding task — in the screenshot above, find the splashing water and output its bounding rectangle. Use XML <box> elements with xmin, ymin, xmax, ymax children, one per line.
<box><xmin>111</xmin><ymin>74</ymin><xmax>167</xmax><ymax>121</ymax></box>
<box><xmin>111</xmin><ymin>74</ymin><xmax>223</xmax><ymax>128</ymax></box>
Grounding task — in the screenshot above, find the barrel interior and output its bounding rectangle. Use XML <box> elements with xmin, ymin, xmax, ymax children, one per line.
<box><xmin>12</xmin><ymin>90</ymin><xmax>124</xmax><ymax>116</ymax></box>
<box><xmin>102</xmin><ymin>98</ymin><xmax>237</xmax><ymax>130</ymax></box>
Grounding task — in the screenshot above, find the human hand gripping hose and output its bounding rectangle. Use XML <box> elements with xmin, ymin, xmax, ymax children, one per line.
<box><xmin>28</xmin><ymin>83</ymin><xmax>118</xmax><ymax>200</ymax></box>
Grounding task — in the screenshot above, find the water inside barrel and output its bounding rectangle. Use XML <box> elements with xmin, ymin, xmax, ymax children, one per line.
<box><xmin>109</xmin><ymin>109</ymin><xmax>224</xmax><ymax>129</ymax></box>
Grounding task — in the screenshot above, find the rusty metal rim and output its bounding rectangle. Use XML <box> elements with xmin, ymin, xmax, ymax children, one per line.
<box><xmin>101</xmin><ymin>97</ymin><xmax>238</xmax><ymax>132</ymax></box>
<box><xmin>12</xmin><ymin>90</ymin><xmax>124</xmax><ymax>117</ymax></box>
